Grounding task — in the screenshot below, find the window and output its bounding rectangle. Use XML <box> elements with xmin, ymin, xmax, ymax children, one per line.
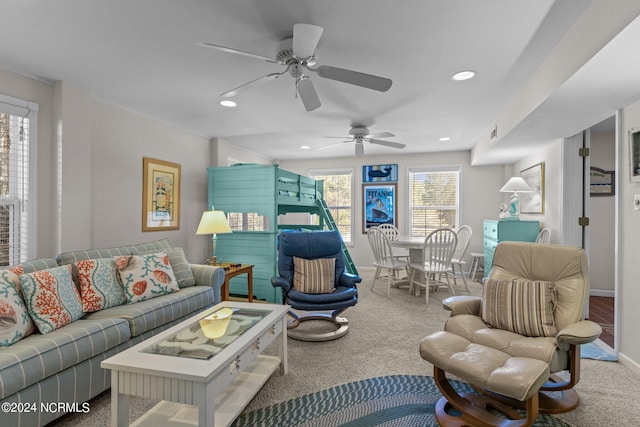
<box><xmin>227</xmin><ymin>212</ymin><xmax>269</xmax><ymax>231</ymax></box>
<box><xmin>0</xmin><ymin>95</ymin><xmax>37</xmax><ymax>266</ymax></box>
<box><xmin>309</xmin><ymin>169</ymin><xmax>354</xmax><ymax>243</ymax></box>
<box><xmin>408</xmin><ymin>166</ymin><xmax>460</xmax><ymax>237</ymax></box>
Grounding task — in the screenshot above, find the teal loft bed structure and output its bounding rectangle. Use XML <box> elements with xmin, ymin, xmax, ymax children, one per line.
<box><xmin>207</xmin><ymin>164</ymin><xmax>357</xmax><ymax>303</ymax></box>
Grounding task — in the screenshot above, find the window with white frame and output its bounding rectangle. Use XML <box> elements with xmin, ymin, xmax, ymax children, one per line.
<box><xmin>408</xmin><ymin>166</ymin><xmax>460</xmax><ymax>237</ymax></box>
<box><xmin>309</xmin><ymin>168</ymin><xmax>354</xmax><ymax>243</ymax></box>
<box><xmin>0</xmin><ymin>95</ymin><xmax>37</xmax><ymax>266</ymax></box>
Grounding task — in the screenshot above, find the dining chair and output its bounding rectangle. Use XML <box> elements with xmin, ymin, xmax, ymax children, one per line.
<box><xmin>376</xmin><ymin>224</ymin><xmax>409</xmax><ymax>261</ymax></box>
<box><xmin>368</xmin><ymin>227</ymin><xmax>410</xmax><ymax>297</ymax></box>
<box><xmin>448</xmin><ymin>225</ymin><xmax>472</xmax><ymax>291</ymax></box>
<box><xmin>409</xmin><ymin>228</ymin><xmax>457</xmax><ymax>304</ymax></box>
<box><xmin>536</xmin><ymin>228</ymin><xmax>551</xmax><ymax>244</ymax></box>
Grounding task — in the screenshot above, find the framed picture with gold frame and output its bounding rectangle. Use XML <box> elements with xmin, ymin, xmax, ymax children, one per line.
<box><xmin>142</xmin><ymin>157</ymin><xmax>181</xmax><ymax>231</ymax></box>
<box><xmin>519</xmin><ymin>162</ymin><xmax>544</xmax><ymax>214</ymax></box>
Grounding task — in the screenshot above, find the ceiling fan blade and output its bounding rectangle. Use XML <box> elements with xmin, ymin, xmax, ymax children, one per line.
<box><xmin>315</xmin><ymin>65</ymin><xmax>392</xmax><ymax>92</ymax></box>
<box><xmin>293</xmin><ymin>24</ymin><xmax>324</xmax><ymax>59</ymax></box>
<box><xmin>220</xmin><ymin>73</ymin><xmax>282</xmax><ymax>98</ymax></box>
<box><xmin>317</xmin><ymin>141</ymin><xmax>347</xmax><ymax>150</ymax></box>
<box><xmin>197</xmin><ymin>42</ymin><xmax>277</xmax><ymax>64</ymax></box>
<box><xmin>367</xmin><ymin>132</ymin><xmax>395</xmax><ymax>139</ymax></box>
<box><xmin>355</xmin><ymin>143</ymin><xmax>365</xmax><ymax>157</ymax></box>
<box><xmin>368</xmin><ymin>139</ymin><xmax>406</xmax><ymax>149</ymax></box>
<box><xmin>297</xmin><ymin>77</ymin><xmax>321</xmax><ymax>112</ymax></box>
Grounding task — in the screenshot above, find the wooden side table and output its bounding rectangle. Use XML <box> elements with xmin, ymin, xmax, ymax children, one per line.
<box><xmin>221</xmin><ymin>264</ymin><xmax>254</xmax><ymax>302</ymax></box>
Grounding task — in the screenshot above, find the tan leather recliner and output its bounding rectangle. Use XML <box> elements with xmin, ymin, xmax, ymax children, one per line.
<box><xmin>420</xmin><ymin>242</ymin><xmax>602</xmax><ymax>426</ymax></box>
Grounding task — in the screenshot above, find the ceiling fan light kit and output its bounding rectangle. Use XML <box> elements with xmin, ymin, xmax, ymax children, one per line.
<box><xmin>199</xmin><ymin>23</ymin><xmax>393</xmax><ymax>112</ymax></box>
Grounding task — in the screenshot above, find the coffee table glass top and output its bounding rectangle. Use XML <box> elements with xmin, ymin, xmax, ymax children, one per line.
<box><xmin>142</xmin><ymin>307</ymin><xmax>270</xmax><ymax>360</ymax></box>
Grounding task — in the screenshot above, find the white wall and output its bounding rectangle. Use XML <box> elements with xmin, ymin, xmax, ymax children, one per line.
<box><xmin>619</xmin><ymin>100</ymin><xmax>640</xmax><ymax>368</ymax></box>
<box><xmin>589</xmin><ymin>130</ymin><xmax>616</xmax><ymax>294</ymax></box>
<box><xmin>0</xmin><ymin>68</ymin><xmax>214</xmax><ymax>263</ymax></box>
<box><xmin>280</xmin><ymin>151</ymin><xmax>506</xmax><ymax>269</ymax></box>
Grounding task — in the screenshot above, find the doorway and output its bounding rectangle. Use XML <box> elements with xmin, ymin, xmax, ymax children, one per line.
<box><xmin>562</xmin><ymin>116</ymin><xmax>616</xmax><ymax>349</ymax></box>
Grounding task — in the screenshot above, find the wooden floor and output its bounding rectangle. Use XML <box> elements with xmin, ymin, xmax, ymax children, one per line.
<box><xmin>589</xmin><ymin>296</ymin><xmax>614</xmax><ymax>348</ymax></box>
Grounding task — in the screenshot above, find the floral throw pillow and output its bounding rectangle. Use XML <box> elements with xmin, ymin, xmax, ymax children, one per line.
<box><xmin>76</xmin><ymin>259</ymin><xmax>126</xmax><ymax>312</ymax></box>
<box><xmin>114</xmin><ymin>252</ymin><xmax>180</xmax><ymax>304</ymax></box>
<box><xmin>0</xmin><ymin>269</ymin><xmax>36</xmax><ymax>346</ymax></box>
<box><xmin>20</xmin><ymin>265</ymin><xmax>84</xmax><ymax>334</ymax></box>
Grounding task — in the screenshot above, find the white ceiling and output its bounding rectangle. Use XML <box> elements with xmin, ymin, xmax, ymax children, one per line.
<box><xmin>1</xmin><ymin>0</ymin><xmax>638</xmax><ymax>163</ymax></box>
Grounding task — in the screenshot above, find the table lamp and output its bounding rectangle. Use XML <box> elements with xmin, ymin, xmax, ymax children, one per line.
<box><xmin>196</xmin><ymin>208</ymin><xmax>232</xmax><ymax>265</ymax></box>
<box><xmin>499</xmin><ymin>177</ymin><xmax>531</xmax><ymax>220</ymax></box>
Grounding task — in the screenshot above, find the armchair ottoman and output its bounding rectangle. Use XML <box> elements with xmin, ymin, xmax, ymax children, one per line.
<box><xmin>419</xmin><ymin>242</ymin><xmax>601</xmax><ymax>427</ymax></box>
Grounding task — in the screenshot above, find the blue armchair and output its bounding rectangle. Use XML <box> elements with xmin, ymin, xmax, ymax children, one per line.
<box><xmin>272</xmin><ymin>230</ymin><xmax>360</xmax><ymax>341</ymax></box>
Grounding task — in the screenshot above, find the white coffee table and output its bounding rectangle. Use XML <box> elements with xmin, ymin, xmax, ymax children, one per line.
<box><xmin>101</xmin><ymin>301</ymin><xmax>289</xmax><ymax>427</ymax></box>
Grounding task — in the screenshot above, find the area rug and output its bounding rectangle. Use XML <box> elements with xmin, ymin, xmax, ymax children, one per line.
<box><xmin>231</xmin><ymin>375</ymin><xmax>570</xmax><ymax>427</ymax></box>
<box><xmin>581</xmin><ymin>339</ymin><xmax>617</xmax><ymax>361</ymax></box>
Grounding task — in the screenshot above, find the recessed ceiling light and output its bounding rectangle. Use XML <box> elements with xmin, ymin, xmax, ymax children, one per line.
<box><xmin>451</xmin><ymin>70</ymin><xmax>476</xmax><ymax>81</ymax></box>
<box><xmin>300</xmin><ymin>145</ymin><xmax>311</xmax><ymax>150</ymax></box>
<box><xmin>439</xmin><ymin>137</ymin><xmax>451</xmax><ymax>142</ymax></box>
<box><xmin>220</xmin><ymin>100</ymin><xmax>237</xmax><ymax>107</ymax></box>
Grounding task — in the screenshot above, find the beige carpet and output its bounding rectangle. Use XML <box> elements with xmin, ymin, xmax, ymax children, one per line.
<box><xmin>51</xmin><ymin>268</ymin><xmax>640</xmax><ymax>426</ymax></box>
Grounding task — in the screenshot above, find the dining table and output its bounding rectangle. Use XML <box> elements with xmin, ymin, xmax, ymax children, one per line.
<box><xmin>389</xmin><ymin>235</ymin><xmax>427</xmax><ymax>294</ymax></box>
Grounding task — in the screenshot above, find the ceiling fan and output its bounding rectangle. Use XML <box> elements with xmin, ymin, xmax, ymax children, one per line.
<box><xmin>198</xmin><ymin>24</ymin><xmax>392</xmax><ymax>112</ymax></box>
<box><xmin>320</xmin><ymin>126</ymin><xmax>406</xmax><ymax>157</ymax></box>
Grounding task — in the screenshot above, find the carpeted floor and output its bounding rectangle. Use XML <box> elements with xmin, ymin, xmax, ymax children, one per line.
<box><xmin>51</xmin><ymin>268</ymin><xmax>640</xmax><ymax>427</ymax></box>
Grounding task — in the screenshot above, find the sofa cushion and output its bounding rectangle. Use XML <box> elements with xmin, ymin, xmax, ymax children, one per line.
<box><xmin>84</xmin><ymin>286</ymin><xmax>214</xmax><ymax>337</ymax></box>
<box><xmin>115</xmin><ymin>252</ymin><xmax>180</xmax><ymax>304</ymax></box>
<box><xmin>482</xmin><ymin>278</ymin><xmax>558</xmax><ymax>337</ymax></box>
<box><xmin>165</xmin><ymin>247</ymin><xmax>196</xmax><ymax>288</ymax></box>
<box><xmin>20</xmin><ymin>265</ymin><xmax>84</xmax><ymax>334</ymax></box>
<box><xmin>76</xmin><ymin>258</ymin><xmax>126</xmax><ymax>312</ymax></box>
<box><xmin>0</xmin><ymin>270</ymin><xmax>36</xmax><ymax>347</ymax></box>
<box><xmin>293</xmin><ymin>257</ymin><xmax>336</xmax><ymax>294</ymax></box>
<box><xmin>0</xmin><ymin>317</ymin><xmax>131</xmax><ymax>400</ymax></box>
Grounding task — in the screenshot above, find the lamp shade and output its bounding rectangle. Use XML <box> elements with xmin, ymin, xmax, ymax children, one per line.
<box><xmin>196</xmin><ymin>210</ymin><xmax>232</xmax><ymax>235</ymax></box>
<box><xmin>500</xmin><ymin>177</ymin><xmax>531</xmax><ymax>193</ymax></box>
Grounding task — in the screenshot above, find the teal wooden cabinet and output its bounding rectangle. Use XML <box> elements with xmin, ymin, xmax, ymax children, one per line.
<box><xmin>483</xmin><ymin>220</ymin><xmax>540</xmax><ymax>276</ymax></box>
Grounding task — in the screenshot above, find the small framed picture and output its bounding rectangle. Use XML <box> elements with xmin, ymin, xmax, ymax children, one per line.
<box><xmin>519</xmin><ymin>162</ymin><xmax>544</xmax><ymax>214</ymax></box>
<box><xmin>142</xmin><ymin>157</ymin><xmax>181</xmax><ymax>231</ymax></box>
<box><xmin>362</xmin><ymin>164</ymin><xmax>398</xmax><ymax>183</ymax></box>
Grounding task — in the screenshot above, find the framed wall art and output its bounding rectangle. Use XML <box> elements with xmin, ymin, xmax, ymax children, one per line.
<box><xmin>142</xmin><ymin>157</ymin><xmax>181</xmax><ymax>231</ymax></box>
<box><xmin>519</xmin><ymin>162</ymin><xmax>545</xmax><ymax>214</ymax></box>
<box><xmin>362</xmin><ymin>164</ymin><xmax>398</xmax><ymax>183</ymax></box>
<box><xmin>590</xmin><ymin>166</ymin><xmax>615</xmax><ymax>196</ymax></box>
<box><xmin>362</xmin><ymin>183</ymin><xmax>397</xmax><ymax>232</ymax></box>
<box><xmin>629</xmin><ymin>126</ymin><xmax>640</xmax><ymax>182</ymax></box>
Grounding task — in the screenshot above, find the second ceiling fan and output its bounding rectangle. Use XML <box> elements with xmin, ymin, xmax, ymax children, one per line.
<box><xmin>199</xmin><ymin>24</ymin><xmax>392</xmax><ymax>111</ymax></box>
<box><xmin>320</xmin><ymin>126</ymin><xmax>406</xmax><ymax>157</ymax></box>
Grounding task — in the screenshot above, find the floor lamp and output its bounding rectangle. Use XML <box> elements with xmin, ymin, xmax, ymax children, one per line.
<box><xmin>196</xmin><ymin>208</ymin><xmax>232</xmax><ymax>265</ymax></box>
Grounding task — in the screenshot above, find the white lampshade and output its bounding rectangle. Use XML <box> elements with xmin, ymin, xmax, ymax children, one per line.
<box><xmin>500</xmin><ymin>177</ymin><xmax>532</xmax><ymax>193</ymax></box>
<box><xmin>196</xmin><ymin>210</ymin><xmax>232</xmax><ymax>235</ymax></box>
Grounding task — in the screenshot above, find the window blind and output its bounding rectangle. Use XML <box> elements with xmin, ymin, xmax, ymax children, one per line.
<box><xmin>408</xmin><ymin>167</ymin><xmax>460</xmax><ymax>237</ymax></box>
<box><xmin>309</xmin><ymin>169</ymin><xmax>353</xmax><ymax>243</ymax></box>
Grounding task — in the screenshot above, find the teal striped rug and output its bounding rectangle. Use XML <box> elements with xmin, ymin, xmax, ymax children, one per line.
<box><xmin>232</xmin><ymin>375</ymin><xmax>570</xmax><ymax>427</ymax></box>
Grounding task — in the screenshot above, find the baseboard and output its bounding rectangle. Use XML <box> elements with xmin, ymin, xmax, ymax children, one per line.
<box><xmin>590</xmin><ymin>289</ymin><xmax>615</xmax><ymax>297</ymax></box>
<box><xmin>618</xmin><ymin>352</ymin><xmax>640</xmax><ymax>377</ymax></box>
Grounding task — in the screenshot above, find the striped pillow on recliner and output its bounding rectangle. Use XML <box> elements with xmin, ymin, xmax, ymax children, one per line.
<box><xmin>292</xmin><ymin>257</ymin><xmax>336</xmax><ymax>294</ymax></box>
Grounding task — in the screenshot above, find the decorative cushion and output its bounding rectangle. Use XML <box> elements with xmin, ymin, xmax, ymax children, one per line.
<box><xmin>293</xmin><ymin>257</ymin><xmax>336</xmax><ymax>294</ymax></box>
<box><xmin>0</xmin><ymin>270</ymin><xmax>36</xmax><ymax>346</ymax></box>
<box><xmin>20</xmin><ymin>265</ymin><xmax>84</xmax><ymax>334</ymax></box>
<box><xmin>482</xmin><ymin>278</ymin><xmax>558</xmax><ymax>337</ymax></box>
<box><xmin>115</xmin><ymin>252</ymin><xmax>180</xmax><ymax>304</ymax></box>
<box><xmin>165</xmin><ymin>247</ymin><xmax>196</xmax><ymax>288</ymax></box>
<box><xmin>76</xmin><ymin>259</ymin><xmax>126</xmax><ymax>312</ymax></box>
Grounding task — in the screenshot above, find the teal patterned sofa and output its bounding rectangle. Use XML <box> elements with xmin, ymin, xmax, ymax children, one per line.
<box><xmin>0</xmin><ymin>238</ymin><xmax>224</xmax><ymax>426</ymax></box>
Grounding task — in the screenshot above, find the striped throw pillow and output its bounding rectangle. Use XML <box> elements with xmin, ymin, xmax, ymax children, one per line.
<box><xmin>481</xmin><ymin>279</ymin><xmax>557</xmax><ymax>337</ymax></box>
<box><xmin>293</xmin><ymin>257</ymin><xmax>336</xmax><ymax>294</ymax></box>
